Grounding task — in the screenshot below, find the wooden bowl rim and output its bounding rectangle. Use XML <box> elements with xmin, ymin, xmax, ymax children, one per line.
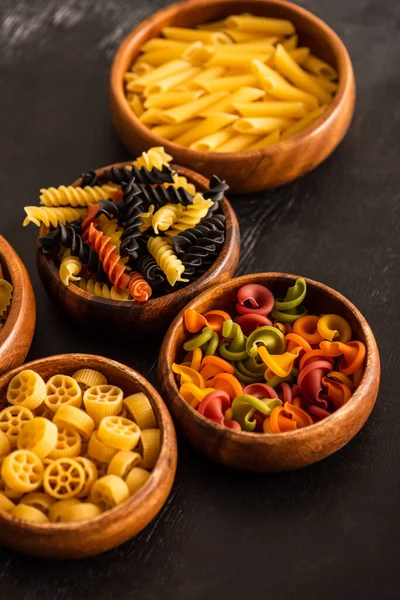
<box><xmin>0</xmin><ymin>353</ymin><xmax>177</xmax><ymax>532</ymax></box>
<box><xmin>110</xmin><ymin>0</ymin><xmax>355</xmax><ymax>159</ymax></box>
<box><xmin>160</xmin><ymin>271</ymin><xmax>380</xmax><ymax>444</ymax></box>
<box><xmin>37</xmin><ymin>162</ymin><xmax>238</xmax><ymax>310</ymax></box>
<box><xmin>0</xmin><ymin>236</ymin><xmax>33</xmax><ymax>349</ymax></box>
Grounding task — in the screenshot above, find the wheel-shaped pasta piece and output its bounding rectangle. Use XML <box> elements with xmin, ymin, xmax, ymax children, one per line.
<box><xmin>17</xmin><ymin>417</ymin><xmax>58</xmax><ymax>458</ymax></box>
<box><xmin>20</xmin><ymin>492</ymin><xmax>55</xmax><ymax>515</ymax></box>
<box><xmin>83</xmin><ymin>385</ymin><xmax>124</xmax><ymax>423</ymax></box>
<box><xmin>7</xmin><ymin>370</ymin><xmax>46</xmax><ymax>410</ymax></box>
<box><xmin>0</xmin><ymin>492</ymin><xmax>15</xmax><ymax>512</ymax></box>
<box><xmin>98</xmin><ymin>416</ymin><xmax>141</xmax><ymax>451</ymax></box>
<box><xmin>90</xmin><ymin>475</ymin><xmax>129</xmax><ymax>512</ymax></box>
<box><xmin>75</xmin><ymin>457</ymin><xmax>98</xmax><ymax>498</ymax></box>
<box><xmin>49</xmin><ymin>498</ymin><xmax>81</xmax><ymax>523</ymax></box>
<box><xmin>0</xmin><ymin>430</ymin><xmax>10</xmax><ymax>458</ymax></box>
<box><xmin>54</xmin><ymin>501</ymin><xmax>101</xmax><ymax>522</ymax></box>
<box><xmin>0</xmin><ymin>461</ymin><xmax>23</xmax><ymax>500</ymax></box>
<box><xmin>139</xmin><ymin>429</ymin><xmax>161</xmax><ymax>469</ymax></box>
<box><xmin>45</xmin><ymin>375</ymin><xmax>82</xmax><ymax>412</ymax></box>
<box><xmin>43</xmin><ymin>458</ymin><xmax>85</xmax><ymax>499</ymax></box>
<box><xmin>12</xmin><ymin>503</ymin><xmax>49</xmax><ymax>522</ymax></box>
<box><xmin>53</xmin><ymin>406</ymin><xmax>94</xmax><ymax>441</ymax></box>
<box><xmin>87</xmin><ymin>430</ymin><xmax>117</xmax><ymax>463</ymax></box>
<box><xmin>0</xmin><ymin>406</ymin><xmax>34</xmax><ymax>448</ymax></box>
<box><xmin>124</xmin><ymin>393</ymin><xmax>157</xmax><ymax>430</ymax></box>
<box><xmin>1</xmin><ymin>450</ymin><xmax>44</xmax><ymax>494</ymax></box>
<box><xmin>107</xmin><ymin>451</ymin><xmax>142</xmax><ymax>479</ymax></box>
<box><xmin>48</xmin><ymin>425</ymin><xmax>82</xmax><ymax>459</ymax></box>
<box><xmin>73</xmin><ymin>369</ymin><xmax>108</xmax><ymax>391</ymax></box>
<box><xmin>125</xmin><ymin>467</ymin><xmax>150</xmax><ymax>495</ymax></box>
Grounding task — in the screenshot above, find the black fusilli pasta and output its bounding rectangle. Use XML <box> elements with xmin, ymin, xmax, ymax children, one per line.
<box><xmin>104</xmin><ymin>164</ymin><xmax>174</xmax><ymax>186</ymax></box>
<box><xmin>171</xmin><ymin>215</ymin><xmax>226</xmax><ymax>254</ymax></box>
<box><xmin>136</xmin><ymin>254</ymin><xmax>166</xmax><ymax>288</ymax></box>
<box><xmin>203</xmin><ymin>176</ymin><xmax>229</xmax><ymax>212</ymax></box>
<box><xmin>80</xmin><ymin>170</ymin><xmax>101</xmax><ymax>187</ymax></box>
<box><xmin>119</xmin><ymin>179</ymin><xmax>144</xmax><ymax>260</ymax></box>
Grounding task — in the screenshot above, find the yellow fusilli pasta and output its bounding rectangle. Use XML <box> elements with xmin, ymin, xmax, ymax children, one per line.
<box><xmin>133</xmin><ymin>146</ymin><xmax>173</xmax><ymax>171</ymax></box>
<box><xmin>39</xmin><ymin>184</ymin><xmax>118</xmax><ymax>207</ymax></box>
<box><xmin>147</xmin><ymin>236</ymin><xmax>188</xmax><ymax>286</ymax></box>
<box><xmin>166</xmin><ymin>193</ymin><xmax>213</xmax><ymax>236</ymax></box>
<box><xmin>152</xmin><ymin>203</ymin><xmax>184</xmax><ymax>234</ymax></box>
<box><xmin>59</xmin><ymin>255</ymin><xmax>82</xmax><ymax>286</ymax></box>
<box><xmin>78</xmin><ymin>278</ymin><xmax>130</xmax><ymax>301</ymax></box>
<box><xmin>23</xmin><ymin>207</ymin><xmax>87</xmax><ymax>228</ymax></box>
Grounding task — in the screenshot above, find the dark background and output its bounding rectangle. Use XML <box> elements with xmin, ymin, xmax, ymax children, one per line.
<box><xmin>0</xmin><ymin>0</ymin><xmax>398</xmax><ymax>598</ymax></box>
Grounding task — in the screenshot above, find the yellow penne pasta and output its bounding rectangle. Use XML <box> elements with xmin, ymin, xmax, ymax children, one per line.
<box><xmin>206</xmin><ymin>51</ymin><xmax>273</xmax><ymax>68</ymax></box>
<box><xmin>157</xmin><ymin>91</ymin><xmax>228</xmax><ymax>123</ymax></box>
<box><xmin>162</xmin><ymin>27</ymin><xmax>232</xmax><ymax>45</ymax></box>
<box><xmin>151</xmin><ymin>120</ymin><xmax>201</xmax><ymax>140</ymax></box>
<box><xmin>124</xmin><ymin>72</ymin><xmax>138</xmax><ymax>83</ymax></box>
<box><xmin>131</xmin><ymin>62</ymin><xmax>153</xmax><ymax>76</ymax></box>
<box><xmin>280</xmin><ymin>106</ymin><xmax>325</xmax><ymax>140</ymax></box>
<box><xmin>190</xmin><ymin>127</ymin><xmax>235</xmax><ymax>151</ymax></box>
<box><xmin>127</xmin><ymin>59</ymin><xmax>191</xmax><ymax>92</ymax></box>
<box><xmin>189</xmin><ymin>67</ymin><xmax>226</xmax><ymax>88</ymax></box>
<box><xmin>144</xmin><ymin>90</ymin><xmax>203</xmax><ymax>109</ymax></box>
<box><xmin>289</xmin><ymin>47</ymin><xmax>310</xmax><ymax>65</ymax></box>
<box><xmin>128</xmin><ymin>94</ymin><xmax>144</xmax><ymax>117</ymax></box>
<box><xmin>139</xmin><ymin>108</ymin><xmax>168</xmax><ymax>125</ymax></box>
<box><xmin>251</xmin><ymin>59</ymin><xmax>318</xmax><ymax>108</ymax></box>
<box><xmin>215</xmin><ymin>133</ymin><xmax>258</xmax><ymax>152</ymax></box>
<box><xmin>309</xmin><ymin>74</ymin><xmax>339</xmax><ymax>94</ymax></box>
<box><xmin>201</xmin><ymin>86</ymin><xmax>265</xmax><ymax>116</ymax></box>
<box><xmin>233</xmin><ymin>117</ymin><xmax>290</xmax><ymax>134</ymax></box>
<box><xmin>282</xmin><ymin>34</ymin><xmax>298</xmax><ymax>51</ymax></box>
<box><xmin>233</xmin><ymin>100</ymin><xmax>308</xmax><ymax>118</ymax></box>
<box><xmin>145</xmin><ymin>66</ymin><xmax>201</xmax><ymax>95</ymax></box>
<box><xmin>246</xmin><ymin>129</ymin><xmax>281</xmax><ymax>150</ymax></box>
<box><xmin>140</xmin><ymin>39</ymin><xmax>190</xmax><ymax>53</ymax></box>
<box><xmin>197</xmin><ymin>19</ymin><xmax>228</xmax><ymax>31</ymax></box>
<box><xmin>173</xmin><ymin>113</ymin><xmax>238</xmax><ymax>147</ymax></box>
<box><xmin>136</xmin><ymin>43</ymin><xmax>201</xmax><ymax>66</ymax></box>
<box><xmin>222</xmin><ymin>29</ymin><xmax>272</xmax><ymax>43</ymax></box>
<box><xmin>273</xmin><ymin>45</ymin><xmax>331</xmax><ymax>104</ymax></box>
<box><xmin>302</xmin><ymin>54</ymin><xmax>338</xmax><ymax>80</ymax></box>
<box><xmin>201</xmin><ymin>74</ymin><xmax>259</xmax><ymax>93</ymax></box>
<box><xmin>204</xmin><ymin>40</ymin><xmax>277</xmax><ymax>54</ymax></box>
<box><xmin>225</xmin><ymin>15</ymin><xmax>295</xmax><ymax>36</ymax></box>
<box><xmin>185</xmin><ymin>44</ymin><xmax>215</xmax><ymax>65</ymax></box>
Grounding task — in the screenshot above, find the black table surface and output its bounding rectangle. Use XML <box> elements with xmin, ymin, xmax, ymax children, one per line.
<box><xmin>0</xmin><ymin>0</ymin><xmax>398</xmax><ymax>598</ymax></box>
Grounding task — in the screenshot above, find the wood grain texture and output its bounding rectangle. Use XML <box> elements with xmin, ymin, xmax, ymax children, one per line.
<box><xmin>0</xmin><ymin>354</ymin><xmax>177</xmax><ymax>559</ymax></box>
<box><xmin>110</xmin><ymin>0</ymin><xmax>355</xmax><ymax>194</ymax></box>
<box><xmin>158</xmin><ymin>273</ymin><xmax>380</xmax><ymax>471</ymax></box>
<box><xmin>0</xmin><ymin>236</ymin><xmax>36</xmax><ymax>375</ymax></box>
<box><xmin>36</xmin><ymin>163</ymin><xmax>240</xmax><ymax>334</ymax></box>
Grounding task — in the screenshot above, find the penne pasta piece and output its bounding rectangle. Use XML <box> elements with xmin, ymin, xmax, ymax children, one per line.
<box><xmin>215</xmin><ymin>133</ymin><xmax>258</xmax><ymax>152</ymax></box>
<box><xmin>282</xmin><ymin>34</ymin><xmax>298</xmax><ymax>51</ymax></box>
<box><xmin>157</xmin><ymin>91</ymin><xmax>229</xmax><ymax>123</ymax></box>
<box><xmin>190</xmin><ymin>127</ymin><xmax>235</xmax><ymax>151</ymax></box>
<box><xmin>201</xmin><ymin>74</ymin><xmax>259</xmax><ymax>93</ymax></box>
<box><xmin>140</xmin><ymin>39</ymin><xmax>190</xmax><ymax>53</ymax></box>
<box><xmin>289</xmin><ymin>47</ymin><xmax>310</xmax><ymax>65</ymax></box>
<box><xmin>144</xmin><ymin>66</ymin><xmax>202</xmax><ymax>95</ymax></box>
<box><xmin>131</xmin><ymin>62</ymin><xmax>154</xmax><ymax>75</ymax></box>
<box><xmin>137</xmin><ymin>43</ymin><xmax>206</xmax><ymax>66</ymax></box>
<box><xmin>204</xmin><ymin>39</ymin><xmax>277</xmax><ymax>54</ymax></box>
<box><xmin>223</xmin><ymin>29</ymin><xmax>271</xmax><ymax>42</ymax></box>
<box><xmin>233</xmin><ymin>117</ymin><xmax>290</xmax><ymax>134</ymax></box>
<box><xmin>302</xmin><ymin>54</ymin><xmax>338</xmax><ymax>80</ymax></box>
<box><xmin>280</xmin><ymin>106</ymin><xmax>325</xmax><ymax>140</ymax></box>
<box><xmin>233</xmin><ymin>100</ymin><xmax>308</xmax><ymax>118</ymax></box>
<box><xmin>246</xmin><ymin>129</ymin><xmax>281</xmax><ymax>150</ymax></box>
<box><xmin>162</xmin><ymin>27</ymin><xmax>232</xmax><ymax>45</ymax></box>
<box><xmin>128</xmin><ymin>94</ymin><xmax>144</xmax><ymax>117</ymax></box>
<box><xmin>139</xmin><ymin>108</ymin><xmax>168</xmax><ymax>125</ymax></box>
<box><xmin>124</xmin><ymin>72</ymin><xmax>138</xmax><ymax>83</ymax></box>
<box><xmin>189</xmin><ymin>67</ymin><xmax>227</xmax><ymax>89</ymax></box>
<box><xmin>251</xmin><ymin>59</ymin><xmax>318</xmax><ymax>108</ymax></box>
<box><xmin>225</xmin><ymin>15</ymin><xmax>295</xmax><ymax>36</ymax></box>
<box><xmin>151</xmin><ymin>120</ymin><xmax>201</xmax><ymax>140</ymax></box>
<box><xmin>206</xmin><ymin>51</ymin><xmax>273</xmax><ymax>68</ymax></box>
<box><xmin>185</xmin><ymin>44</ymin><xmax>216</xmax><ymax>65</ymax></box>
<box><xmin>144</xmin><ymin>90</ymin><xmax>203</xmax><ymax>109</ymax></box>
<box><xmin>200</xmin><ymin>86</ymin><xmax>265</xmax><ymax>116</ymax></box>
<box><xmin>309</xmin><ymin>74</ymin><xmax>338</xmax><ymax>94</ymax></box>
<box><xmin>127</xmin><ymin>59</ymin><xmax>191</xmax><ymax>92</ymax></box>
<box><xmin>197</xmin><ymin>19</ymin><xmax>228</xmax><ymax>31</ymax></box>
<box><xmin>273</xmin><ymin>45</ymin><xmax>332</xmax><ymax>104</ymax></box>
<box><xmin>173</xmin><ymin>113</ymin><xmax>238</xmax><ymax>147</ymax></box>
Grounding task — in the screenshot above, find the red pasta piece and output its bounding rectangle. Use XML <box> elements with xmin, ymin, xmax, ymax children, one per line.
<box><xmin>308</xmin><ymin>405</ymin><xmax>332</xmax><ymax>421</ymax></box>
<box><xmin>234</xmin><ymin>314</ymin><xmax>273</xmax><ymax>335</ymax></box>
<box><xmin>276</xmin><ymin>382</ymin><xmax>292</xmax><ymax>404</ymax></box>
<box><xmin>321</xmin><ymin>376</ymin><xmax>352</xmax><ymax>409</ymax></box>
<box><xmin>243</xmin><ymin>383</ymin><xmax>278</xmax><ymax>399</ymax></box>
<box><xmin>297</xmin><ymin>360</ymin><xmax>332</xmax><ymax>406</ymax></box>
<box><xmin>197</xmin><ymin>390</ymin><xmax>231</xmax><ymax>425</ymax></box>
<box><xmin>236</xmin><ymin>284</ymin><xmax>274</xmax><ymax>316</ymax></box>
<box><xmin>209</xmin><ymin>373</ymin><xmax>243</xmax><ymax>399</ymax></box>
<box><xmin>224</xmin><ymin>419</ymin><xmax>241</xmax><ymax>431</ymax></box>
<box><xmin>128</xmin><ymin>271</ymin><xmax>152</xmax><ymax>302</ymax></box>
<box><xmin>299</xmin><ymin>349</ymin><xmax>334</xmax><ymax>371</ymax></box>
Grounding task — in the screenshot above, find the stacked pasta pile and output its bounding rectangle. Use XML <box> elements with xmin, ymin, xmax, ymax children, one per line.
<box><xmin>173</xmin><ymin>278</ymin><xmax>366</xmax><ymax>432</ymax></box>
<box><xmin>0</xmin><ymin>368</ymin><xmax>161</xmax><ymax>523</ymax></box>
<box><xmin>0</xmin><ymin>265</ymin><xmax>13</xmax><ymax>333</ymax></box>
<box><xmin>125</xmin><ymin>14</ymin><xmax>338</xmax><ymax>152</ymax></box>
<box><xmin>24</xmin><ymin>147</ymin><xmax>227</xmax><ymax>301</ymax></box>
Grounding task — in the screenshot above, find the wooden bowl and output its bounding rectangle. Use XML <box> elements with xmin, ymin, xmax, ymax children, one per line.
<box><xmin>36</xmin><ymin>162</ymin><xmax>240</xmax><ymax>335</ymax></box>
<box><xmin>0</xmin><ymin>236</ymin><xmax>36</xmax><ymax>376</ymax></box>
<box><xmin>158</xmin><ymin>273</ymin><xmax>380</xmax><ymax>472</ymax></box>
<box><xmin>110</xmin><ymin>0</ymin><xmax>356</xmax><ymax>194</ymax></box>
<box><xmin>0</xmin><ymin>353</ymin><xmax>177</xmax><ymax>559</ymax></box>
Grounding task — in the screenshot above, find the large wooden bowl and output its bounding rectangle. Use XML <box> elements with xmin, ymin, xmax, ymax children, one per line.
<box><xmin>0</xmin><ymin>354</ymin><xmax>177</xmax><ymax>559</ymax></box>
<box><xmin>110</xmin><ymin>0</ymin><xmax>356</xmax><ymax>194</ymax></box>
<box><xmin>0</xmin><ymin>237</ymin><xmax>36</xmax><ymax>376</ymax></box>
<box><xmin>37</xmin><ymin>162</ymin><xmax>240</xmax><ymax>335</ymax></box>
<box><xmin>158</xmin><ymin>273</ymin><xmax>380</xmax><ymax>472</ymax></box>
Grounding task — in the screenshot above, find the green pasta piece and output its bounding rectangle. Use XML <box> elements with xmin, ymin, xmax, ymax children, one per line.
<box><xmin>222</xmin><ymin>320</ymin><xmax>246</xmax><ymax>352</ymax></box>
<box><xmin>246</xmin><ymin>326</ymin><xmax>286</xmax><ymax>357</ymax></box>
<box><xmin>271</xmin><ymin>277</ymin><xmax>307</xmax><ymax>322</ymax></box>
<box><xmin>232</xmin><ymin>395</ymin><xmax>282</xmax><ymax>431</ymax></box>
<box><xmin>183</xmin><ymin>327</ymin><xmax>214</xmax><ymax>351</ymax></box>
<box><xmin>204</xmin><ymin>331</ymin><xmax>219</xmax><ymax>356</ymax></box>
<box><xmin>219</xmin><ymin>342</ymin><xmax>249</xmax><ymax>361</ymax></box>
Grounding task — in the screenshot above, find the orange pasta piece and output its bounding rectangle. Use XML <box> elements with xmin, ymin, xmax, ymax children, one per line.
<box><xmin>184</xmin><ymin>308</ymin><xmax>208</xmax><ymax>333</ymax></box>
<box><xmin>285</xmin><ymin>332</ymin><xmax>312</xmax><ymax>353</ymax></box>
<box><xmin>208</xmin><ymin>373</ymin><xmax>243</xmax><ymax>399</ymax></box>
<box><xmin>293</xmin><ymin>315</ymin><xmax>324</xmax><ymax>344</ymax></box>
<box><xmin>258</xmin><ymin>346</ymin><xmax>302</xmax><ymax>378</ymax></box>
<box><xmin>203</xmin><ymin>309</ymin><xmax>231</xmax><ymax>334</ymax></box>
<box><xmin>319</xmin><ymin>341</ymin><xmax>366</xmax><ymax>376</ymax></box>
<box><xmin>179</xmin><ymin>383</ymin><xmax>215</xmax><ymax>408</ymax></box>
<box><xmin>321</xmin><ymin>377</ymin><xmax>352</xmax><ymax>409</ymax></box>
<box><xmin>269</xmin><ymin>406</ymin><xmax>297</xmax><ymax>432</ymax></box>
<box><xmin>190</xmin><ymin>347</ymin><xmax>203</xmax><ymax>372</ymax></box>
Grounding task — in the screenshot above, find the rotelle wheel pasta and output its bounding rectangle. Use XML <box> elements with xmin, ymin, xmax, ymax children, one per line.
<box><xmin>173</xmin><ymin>278</ymin><xmax>367</xmax><ymax>433</ymax></box>
<box><xmin>0</xmin><ymin>367</ymin><xmax>161</xmax><ymax>524</ymax></box>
